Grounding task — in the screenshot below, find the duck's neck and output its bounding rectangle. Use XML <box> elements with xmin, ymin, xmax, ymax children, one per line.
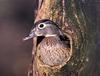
<box><xmin>45</xmin><ymin>34</ymin><xmax>57</xmax><ymax>37</ymax></box>
<box><xmin>45</xmin><ymin>35</ymin><xmax>60</xmax><ymax>41</ymax></box>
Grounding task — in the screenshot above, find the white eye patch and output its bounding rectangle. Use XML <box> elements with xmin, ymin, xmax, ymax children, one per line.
<box><xmin>38</xmin><ymin>23</ymin><xmax>47</xmax><ymax>29</ymax></box>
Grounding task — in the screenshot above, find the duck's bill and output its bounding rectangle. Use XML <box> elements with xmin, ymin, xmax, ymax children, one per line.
<box><xmin>23</xmin><ymin>31</ymin><xmax>37</xmax><ymax>41</ymax></box>
<box><xmin>23</xmin><ymin>36</ymin><xmax>33</xmax><ymax>41</ymax></box>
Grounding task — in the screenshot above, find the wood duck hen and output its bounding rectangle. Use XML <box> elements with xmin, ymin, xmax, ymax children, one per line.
<box><xmin>24</xmin><ymin>19</ymin><xmax>72</xmax><ymax>69</ymax></box>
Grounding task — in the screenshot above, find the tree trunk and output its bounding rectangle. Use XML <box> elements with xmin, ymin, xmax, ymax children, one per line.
<box><xmin>30</xmin><ymin>0</ymin><xmax>96</xmax><ymax>76</ymax></box>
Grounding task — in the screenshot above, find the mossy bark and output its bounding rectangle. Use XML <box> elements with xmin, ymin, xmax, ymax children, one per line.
<box><xmin>31</xmin><ymin>0</ymin><xmax>96</xmax><ymax>76</ymax></box>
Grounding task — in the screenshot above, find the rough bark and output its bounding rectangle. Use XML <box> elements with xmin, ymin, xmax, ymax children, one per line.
<box><xmin>30</xmin><ymin>0</ymin><xmax>96</xmax><ymax>76</ymax></box>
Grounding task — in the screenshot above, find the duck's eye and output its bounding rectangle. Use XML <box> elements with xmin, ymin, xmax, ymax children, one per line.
<box><xmin>38</xmin><ymin>23</ymin><xmax>46</xmax><ymax>29</ymax></box>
